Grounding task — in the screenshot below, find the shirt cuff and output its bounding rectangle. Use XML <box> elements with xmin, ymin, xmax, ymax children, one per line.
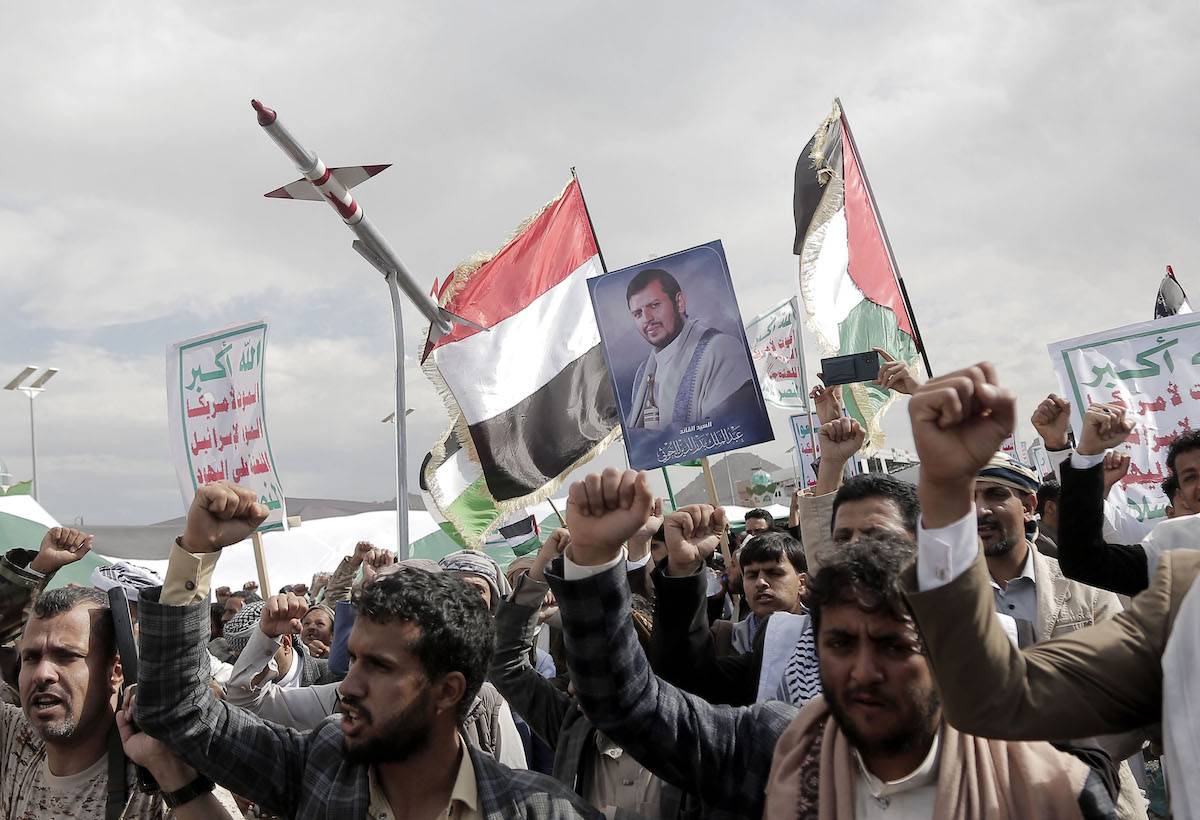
<box><xmin>917</xmin><ymin>508</ymin><xmax>978</xmax><ymax>591</ymax></box>
<box><xmin>625</xmin><ymin>551</ymin><xmax>652</xmax><ymax>571</ymax></box>
<box><xmin>1070</xmin><ymin>450</ymin><xmax>1106</xmax><ymax>470</ymax></box>
<box><xmin>563</xmin><ymin>547</ymin><xmax>627</xmax><ymax>580</ymax></box>
<box><xmin>160</xmin><ymin>542</ymin><xmax>221</xmax><ymax>606</ymax></box>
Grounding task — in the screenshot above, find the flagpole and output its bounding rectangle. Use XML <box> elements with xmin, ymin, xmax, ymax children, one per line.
<box><xmin>571</xmin><ymin>167</ymin><xmax>609</xmax><ymax>273</ymax></box>
<box><xmin>660</xmin><ymin>467</ymin><xmax>677</xmax><ymax>510</ymax></box>
<box><xmin>835</xmin><ymin>99</ymin><xmax>934</xmax><ymax>379</ymax></box>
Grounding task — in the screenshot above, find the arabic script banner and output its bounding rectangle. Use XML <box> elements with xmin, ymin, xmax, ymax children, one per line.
<box><xmin>166</xmin><ymin>320</ymin><xmax>287</xmax><ymax>531</ymax></box>
<box><xmin>788</xmin><ymin>414</ymin><xmax>819</xmax><ymax>488</ymax></box>
<box><xmin>1048</xmin><ymin>311</ymin><xmax>1200</xmax><ymax>523</ymax></box>
<box><xmin>747</xmin><ymin>298</ymin><xmax>807</xmax><ymax>409</ymax></box>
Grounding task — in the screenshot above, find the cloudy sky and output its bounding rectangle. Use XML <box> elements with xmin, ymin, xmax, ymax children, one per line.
<box><xmin>1</xmin><ymin>1</ymin><xmax>1197</xmax><ymax>527</ymax></box>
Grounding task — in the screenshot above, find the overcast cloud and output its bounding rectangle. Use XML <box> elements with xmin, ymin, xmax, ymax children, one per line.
<box><xmin>1</xmin><ymin>1</ymin><xmax>1197</xmax><ymax>525</ymax></box>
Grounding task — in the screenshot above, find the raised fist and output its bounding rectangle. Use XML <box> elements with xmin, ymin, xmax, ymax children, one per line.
<box><xmin>530</xmin><ymin>528</ymin><xmax>571</xmax><ymax>583</ymax></box>
<box><xmin>1102</xmin><ymin>451</ymin><xmax>1132</xmax><ymax>495</ymax></box>
<box><xmin>181</xmin><ymin>483</ymin><xmax>268</xmax><ymax>554</ymax></box>
<box><xmin>260</xmin><ymin>593</ymin><xmax>308</xmax><ymax>638</ymax></box>
<box><xmin>1077</xmin><ymin>403</ymin><xmax>1135</xmax><ymax>457</ymax></box>
<box><xmin>908</xmin><ymin>363</ymin><xmax>1015</xmax><ymax>486</ymax></box>
<box><xmin>664</xmin><ymin>505</ymin><xmax>727</xmax><ymax>576</ymax></box>
<box><xmin>30</xmin><ymin>527</ymin><xmax>93</xmax><ymax>575</ymax></box>
<box><xmin>818</xmin><ymin>417</ymin><xmax>866</xmax><ymax>466</ymax></box>
<box><xmin>565</xmin><ymin>468</ymin><xmax>654</xmax><ymax>567</ymax></box>
<box><xmin>1030</xmin><ymin>394</ymin><xmax>1072</xmax><ymax>451</ymax></box>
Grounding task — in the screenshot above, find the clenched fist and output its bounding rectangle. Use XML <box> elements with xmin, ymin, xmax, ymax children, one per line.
<box><xmin>1030</xmin><ymin>394</ymin><xmax>1072</xmax><ymax>451</ymax></box>
<box><xmin>181</xmin><ymin>483</ymin><xmax>268</xmax><ymax>554</ymax></box>
<box><xmin>30</xmin><ymin>528</ymin><xmax>93</xmax><ymax>575</ymax></box>
<box><xmin>565</xmin><ymin>468</ymin><xmax>654</xmax><ymax>567</ymax></box>
<box><xmin>260</xmin><ymin>593</ymin><xmax>309</xmax><ymax>638</ymax></box>
<box><xmin>909</xmin><ymin>363</ymin><xmax>1016</xmax><ymax>487</ymax></box>
<box><xmin>664</xmin><ymin>505</ymin><xmax>727</xmax><ymax>576</ymax></box>
<box><xmin>1077</xmin><ymin>403</ymin><xmax>1134</xmax><ymax>457</ymax></box>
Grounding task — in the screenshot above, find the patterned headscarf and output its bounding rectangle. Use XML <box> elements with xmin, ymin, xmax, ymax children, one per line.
<box><xmin>978</xmin><ymin>452</ymin><xmax>1041</xmax><ymax>495</ymax></box>
<box><xmin>223</xmin><ymin>600</ymin><xmax>266</xmax><ymax>656</ymax></box>
<box><xmin>90</xmin><ymin>562</ymin><xmax>163</xmax><ymax>602</ymax></box>
<box><xmin>438</xmin><ymin>550</ymin><xmax>510</xmax><ymax>613</ymax></box>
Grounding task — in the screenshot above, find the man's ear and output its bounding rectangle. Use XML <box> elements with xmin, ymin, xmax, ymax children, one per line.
<box><xmin>433</xmin><ymin>672</ymin><xmax>468</xmax><ymax>718</ymax></box>
<box><xmin>797</xmin><ymin>571</ymin><xmax>809</xmax><ymax>598</ymax></box>
<box><xmin>1021</xmin><ymin>492</ymin><xmax>1038</xmax><ymax>520</ymax></box>
<box><xmin>674</xmin><ymin>291</ymin><xmax>688</xmax><ymax>318</ymax></box>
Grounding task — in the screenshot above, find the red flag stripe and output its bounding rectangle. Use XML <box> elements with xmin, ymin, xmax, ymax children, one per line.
<box><xmin>429</xmin><ymin>180</ymin><xmax>598</xmax><ymax>352</ymax></box>
<box><xmin>840</xmin><ymin>120</ymin><xmax>916</xmax><ymax>340</ymax></box>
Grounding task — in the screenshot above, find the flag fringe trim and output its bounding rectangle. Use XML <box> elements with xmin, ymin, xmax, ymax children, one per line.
<box><xmin>421</xmin><ymin>178</ymin><xmax>617</xmax><ymax>547</ymax></box>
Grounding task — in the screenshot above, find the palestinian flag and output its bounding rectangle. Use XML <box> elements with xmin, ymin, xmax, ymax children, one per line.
<box><xmin>421</xmin><ymin>179</ymin><xmax>619</xmax><ymax>546</ymax></box>
<box><xmin>1155</xmin><ymin>265</ymin><xmax>1191</xmax><ymax>319</ymax></box>
<box><xmin>794</xmin><ymin>99</ymin><xmax>926</xmax><ymax>453</ymax></box>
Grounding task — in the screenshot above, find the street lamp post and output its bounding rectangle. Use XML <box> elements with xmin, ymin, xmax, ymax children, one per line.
<box><xmin>3</xmin><ymin>366</ymin><xmax>58</xmax><ymax>500</ymax></box>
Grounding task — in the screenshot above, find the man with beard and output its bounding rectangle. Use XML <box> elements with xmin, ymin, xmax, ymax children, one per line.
<box><xmin>0</xmin><ymin>527</ymin><xmax>240</xmax><ymax>818</ymax></box>
<box><xmin>624</xmin><ymin>268</ymin><xmax>753</xmax><ymax>429</ymax></box>
<box><xmin>544</xmin><ymin>467</ymin><xmax>1116</xmax><ymax>818</ymax></box>
<box><xmin>135</xmin><ymin>482</ymin><xmax>597</xmax><ymax>819</ymax></box>
<box><xmin>973</xmin><ymin>452</ymin><xmax>1122</xmax><ymax>645</ymax></box>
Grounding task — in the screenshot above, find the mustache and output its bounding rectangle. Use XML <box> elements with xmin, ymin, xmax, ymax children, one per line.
<box><xmin>339</xmin><ymin>694</ymin><xmax>373</xmax><ymax>723</ymax></box>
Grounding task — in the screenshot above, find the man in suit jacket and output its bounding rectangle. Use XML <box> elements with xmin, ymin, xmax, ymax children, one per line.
<box><xmin>900</xmin><ymin>363</ymin><xmax>1200</xmax><ymax>818</ymax></box>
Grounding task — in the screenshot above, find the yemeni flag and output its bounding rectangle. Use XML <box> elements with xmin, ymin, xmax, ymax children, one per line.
<box><xmin>421</xmin><ymin>178</ymin><xmax>619</xmax><ymax>546</ymax></box>
<box><xmin>1155</xmin><ymin>265</ymin><xmax>1191</xmax><ymax>319</ymax></box>
<box><xmin>794</xmin><ymin>99</ymin><xmax>928</xmax><ymax>453</ymax></box>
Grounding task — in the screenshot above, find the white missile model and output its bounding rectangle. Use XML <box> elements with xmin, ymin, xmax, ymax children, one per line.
<box><xmin>251</xmin><ymin>99</ymin><xmax>479</xmax><ymax>340</ymax></box>
<box><xmin>251</xmin><ymin>99</ymin><xmax>484</xmax><ymax>558</ymax></box>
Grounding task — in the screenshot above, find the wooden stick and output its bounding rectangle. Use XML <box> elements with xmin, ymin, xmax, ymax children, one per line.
<box><xmin>547</xmin><ymin>498</ymin><xmax>567</xmax><ymax>528</ymax></box>
<box><xmin>700</xmin><ymin>456</ymin><xmax>721</xmax><ymax>506</ymax></box>
<box><xmin>251</xmin><ymin>531</ymin><xmax>271</xmax><ymax>596</ymax></box>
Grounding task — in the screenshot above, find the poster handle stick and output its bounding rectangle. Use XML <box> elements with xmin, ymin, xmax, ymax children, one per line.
<box><xmin>547</xmin><ymin>498</ymin><xmax>567</xmax><ymax>529</ymax></box>
<box><xmin>700</xmin><ymin>457</ymin><xmax>721</xmax><ymax>507</ymax></box>
<box><xmin>660</xmin><ymin>467</ymin><xmax>677</xmax><ymax>511</ymax></box>
<box><xmin>251</xmin><ymin>531</ymin><xmax>271</xmax><ymax>597</ymax></box>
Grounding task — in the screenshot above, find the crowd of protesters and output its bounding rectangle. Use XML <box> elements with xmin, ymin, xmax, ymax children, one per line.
<box><xmin>3</xmin><ymin>356</ymin><xmax>1199</xmax><ymax>817</ymax></box>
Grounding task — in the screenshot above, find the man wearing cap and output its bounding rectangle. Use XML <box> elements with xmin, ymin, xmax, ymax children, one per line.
<box><xmin>438</xmin><ymin>550</ymin><xmax>512</xmax><ymax>615</ymax></box>
<box><xmin>975</xmin><ymin>452</ymin><xmax>1122</xmax><ymax>645</ymax></box>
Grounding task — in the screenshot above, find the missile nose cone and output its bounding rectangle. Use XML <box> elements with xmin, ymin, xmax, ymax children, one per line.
<box><xmin>251</xmin><ymin>99</ymin><xmax>277</xmax><ymax>125</ymax></box>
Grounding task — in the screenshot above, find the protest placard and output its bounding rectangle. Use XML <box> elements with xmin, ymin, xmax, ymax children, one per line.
<box><xmin>789</xmin><ymin>414</ymin><xmax>819</xmax><ymax>488</ymax></box>
<box><xmin>1048</xmin><ymin>312</ymin><xmax>1200</xmax><ymax>523</ymax></box>
<box><xmin>747</xmin><ymin>298</ymin><xmax>807</xmax><ymax>409</ymax></box>
<box><xmin>166</xmin><ymin>320</ymin><xmax>287</xmax><ymax>530</ymax></box>
<box><xmin>588</xmin><ymin>240</ymin><xmax>774</xmax><ymax>470</ymax></box>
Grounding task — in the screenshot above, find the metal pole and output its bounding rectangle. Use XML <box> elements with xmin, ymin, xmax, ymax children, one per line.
<box><xmin>724</xmin><ymin>460</ymin><xmax>736</xmax><ymax>506</ymax></box>
<box><xmin>28</xmin><ymin>393</ymin><xmax>37</xmax><ymax>501</ymax></box>
<box><xmin>386</xmin><ymin>273</ymin><xmax>411</xmax><ymax>559</ymax></box>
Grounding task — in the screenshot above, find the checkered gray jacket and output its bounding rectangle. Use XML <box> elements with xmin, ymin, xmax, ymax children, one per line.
<box><xmin>544</xmin><ymin>559</ymin><xmax>798</xmax><ymax>820</ymax></box>
<box><xmin>136</xmin><ymin>588</ymin><xmax>601</xmax><ymax>819</ymax></box>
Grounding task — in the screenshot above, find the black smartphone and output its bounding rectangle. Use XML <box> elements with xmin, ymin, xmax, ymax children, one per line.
<box><xmin>820</xmin><ymin>351</ymin><xmax>881</xmax><ymax>386</ymax></box>
<box><xmin>107</xmin><ymin>587</ymin><xmax>159</xmax><ymax>793</ymax></box>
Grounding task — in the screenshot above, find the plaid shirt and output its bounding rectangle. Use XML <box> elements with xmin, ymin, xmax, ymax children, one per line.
<box><xmin>135</xmin><ymin>588</ymin><xmax>601</xmax><ymax>819</ymax></box>
<box><xmin>545</xmin><ymin>559</ymin><xmax>798</xmax><ymax>820</ymax></box>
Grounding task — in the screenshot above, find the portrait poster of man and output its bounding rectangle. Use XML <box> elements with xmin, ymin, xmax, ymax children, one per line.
<box><xmin>587</xmin><ymin>240</ymin><xmax>773</xmax><ymax>470</ymax></box>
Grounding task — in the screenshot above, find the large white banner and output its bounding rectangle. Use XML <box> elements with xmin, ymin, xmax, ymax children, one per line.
<box><xmin>1048</xmin><ymin>312</ymin><xmax>1200</xmax><ymax>523</ymax></box>
<box><xmin>166</xmin><ymin>320</ymin><xmax>287</xmax><ymax>531</ymax></box>
<box><xmin>747</xmin><ymin>298</ymin><xmax>807</xmax><ymax>409</ymax></box>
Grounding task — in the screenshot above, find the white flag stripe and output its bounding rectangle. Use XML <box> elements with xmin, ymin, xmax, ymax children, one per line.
<box><xmin>433</xmin><ymin>254</ymin><xmax>603</xmax><ymax>425</ymax></box>
<box><xmin>799</xmin><ymin>207</ymin><xmax>862</xmax><ymax>353</ymax></box>
<box><xmin>434</xmin><ymin>446</ymin><xmax>482</xmax><ymax>500</ymax></box>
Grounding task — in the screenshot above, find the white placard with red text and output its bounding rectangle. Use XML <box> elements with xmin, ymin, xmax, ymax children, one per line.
<box><xmin>166</xmin><ymin>320</ymin><xmax>287</xmax><ymax>531</ymax></box>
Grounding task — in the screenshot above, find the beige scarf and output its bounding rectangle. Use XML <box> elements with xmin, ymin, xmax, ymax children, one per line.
<box><xmin>763</xmin><ymin>696</ymin><xmax>1091</xmax><ymax>820</ymax></box>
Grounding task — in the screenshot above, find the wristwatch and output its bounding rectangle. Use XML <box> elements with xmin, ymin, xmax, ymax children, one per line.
<box><xmin>162</xmin><ymin>774</ymin><xmax>215</xmax><ymax>808</ymax></box>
